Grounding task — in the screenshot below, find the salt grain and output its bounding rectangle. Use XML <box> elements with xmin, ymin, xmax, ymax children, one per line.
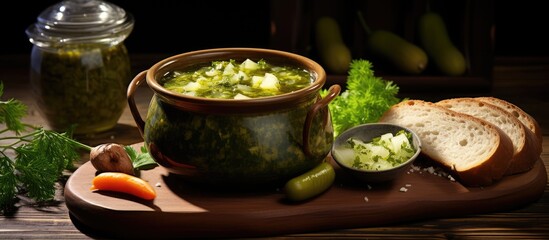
<box><xmin>410</xmin><ymin>164</ymin><xmax>455</xmax><ymax>182</ymax></box>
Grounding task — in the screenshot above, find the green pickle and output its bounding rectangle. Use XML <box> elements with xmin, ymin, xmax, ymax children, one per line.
<box><xmin>30</xmin><ymin>43</ymin><xmax>131</xmax><ymax>134</ymax></box>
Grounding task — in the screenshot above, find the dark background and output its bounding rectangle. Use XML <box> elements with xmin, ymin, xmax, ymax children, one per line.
<box><xmin>5</xmin><ymin>0</ymin><xmax>271</xmax><ymax>55</ymax></box>
<box><xmin>4</xmin><ymin>0</ymin><xmax>548</xmax><ymax>57</ymax></box>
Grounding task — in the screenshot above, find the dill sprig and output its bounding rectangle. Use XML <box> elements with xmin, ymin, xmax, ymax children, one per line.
<box><xmin>0</xmin><ymin>82</ymin><xmax>91</xmax><ymax>208</ymax></box>
<box><xmin>0</xmin><ymin>82</ymin><xmax>156</xmax><ymax>211</ymax></box>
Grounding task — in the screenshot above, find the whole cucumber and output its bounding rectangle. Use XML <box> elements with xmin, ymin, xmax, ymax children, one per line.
<box><xmin>418</xmin><ymin>12</ymin><xmax>466</xmax><ymax>76</ymax></box>
<box><xmin>367</xmin><ymin>30</ymin><xmax>428</xmax><ymax>75</ymax></box>
<box><xmin>315</xmin><ymin>17</ymin><xmax>352</xmax><ymax>74</ymax></box>
<box><xmin>284</xmin><ymin>161</ymin><xmax>335</xmax><ymax>202</ymax></box>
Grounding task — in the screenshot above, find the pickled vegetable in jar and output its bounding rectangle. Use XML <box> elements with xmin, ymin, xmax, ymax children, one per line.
<box><xmin>26</xmin><ymin>0</ymin><xmax>134</xmax><ymax>135</ymax></box>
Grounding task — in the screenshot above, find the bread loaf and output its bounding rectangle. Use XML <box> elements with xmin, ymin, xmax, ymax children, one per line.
<box><xmin>475</xmin><ymin>96</ymin><xmax>542</xmax><ymax>148</ymax></box>
<box><xmin>436</xmin><ymin>98</ymin><xmax>540</xmax><ymax>175</ymax></box>
<box><xmin>379</xmin><ymin>99</ymin><xmax>514</xmax><ymax>187</ymax></box>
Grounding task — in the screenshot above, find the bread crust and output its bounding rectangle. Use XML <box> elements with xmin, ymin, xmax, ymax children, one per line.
<box><xmin>437</xmin><ymin>97</ymin><xmax>540</xmax><ymax>175</ymax></box>
<box><xmin>475</xmin><ymin>96</ymin><xmax>542</xmax><ymax>152</ymax></box>
<box><xmin>379</xmin><ymin>99</ymin><xmax>514</xmax><ymax>187</ymax></box>
<box><xmin>456</xmin><ymin>125</ymin><xmax>514</xmax><ymax>186</ymax></box>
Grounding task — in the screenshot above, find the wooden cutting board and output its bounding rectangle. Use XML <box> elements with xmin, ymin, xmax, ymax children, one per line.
<box><xmin>64</xmin><ymin>143</ymin><xmax>547</xmax><ymax>239</ymax></box>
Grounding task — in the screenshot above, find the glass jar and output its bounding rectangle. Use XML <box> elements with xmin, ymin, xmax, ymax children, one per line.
<box><xmin>25</xmin><ymin>0</ymin><xmax>134</xmax><ymax>135</ymax></box>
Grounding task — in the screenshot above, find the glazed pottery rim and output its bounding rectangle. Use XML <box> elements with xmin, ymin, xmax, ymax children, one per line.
<box><xmin>145</xmin><ymin>48</ymin><xmax>326</xmax><ymax>107</ymax></box>
<box><xmin>332</xmin><ymin>122</ymin><xmax>422</xmax><ymax>174</ymax></box>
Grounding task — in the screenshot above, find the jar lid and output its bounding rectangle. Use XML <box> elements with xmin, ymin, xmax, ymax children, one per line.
<box><xmin>26</xmin><ymin>0</ymin><xmax>134</xmax><ymax>48</ymax></box>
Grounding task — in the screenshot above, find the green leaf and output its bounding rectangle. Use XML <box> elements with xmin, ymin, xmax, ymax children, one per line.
<box><xmin>123</xmin><ymin>145</ymin><xmax>139</xmax><ymax>161</ymax></box>
<box><xmin>0</xmin><ymin>89</ymin><xmax>28</xmax><ymax>134</ymax></box>
<box><xmin>124</xmin><ymin>145</ymin><xmax>157</xmax><ymax>171</ymax></box>
<box><xmin>14</xmin><ymin>144</ymin><xmax>58</xmax><ymax>202</ymax></box>
<box><xmin>0</xmin><ymin>82</ymin><xmax>91</xmax><ymax>209</ymax></box>
<box><xmin>31</xmin><ymin>129</ymin><xmax>79</xmax><ymax>173</ymax></box>
<box><xmin>0</xmin><ymin>156</ymin><xmax>17</xmax><ymax>207</ymax></box>
<box><xmin>2</xmin><ymin>128</ymin><xmax>82</xmax><ymax>205</ymax></box>
<box><xmin>324</xmin><ymin>59</ymin><xmax>402</xmax><ymax>137</ymax></box>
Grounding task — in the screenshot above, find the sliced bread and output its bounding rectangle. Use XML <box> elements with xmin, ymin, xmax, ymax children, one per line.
<box><xmin>436</xmin><ymin>98</ymin><xmax>539</xmax><ymax>175</ymax></box>
<box><xmin>475</xmin><ymin>96</ymin><xmax>542</xmax><ymax>148</ymax></box>
<box><xmin>379</xmin><ymin>99</ymin><xmax>514</xmax><ymax>187</ymax></box>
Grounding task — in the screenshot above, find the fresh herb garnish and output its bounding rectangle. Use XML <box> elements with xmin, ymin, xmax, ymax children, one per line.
<box><xmin>0</xmin><ymin>82</ymin><xmax>155</xmax><ymax>211</ymax></box>
<box><xmin>124</xmin><ymin>145</ymin><xmax>157</xmax><ymax>171</ymax></box>
<box><xmin>323</xmin><ymin>59</ymin><xmax>403</xmax><ymax>137</ymax></box>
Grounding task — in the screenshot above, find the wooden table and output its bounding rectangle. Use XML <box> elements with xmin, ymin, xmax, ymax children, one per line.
<box><xmin>1</xmin><ymin>54</ymin><xmax>548</xmax><ymax>239</ymax></box>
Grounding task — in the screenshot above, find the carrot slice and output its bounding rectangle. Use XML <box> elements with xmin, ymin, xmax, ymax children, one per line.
<box><xmin>91</xmin><ymin>172</ymin><xmax>156</xmax><ymax>200</ymax></box>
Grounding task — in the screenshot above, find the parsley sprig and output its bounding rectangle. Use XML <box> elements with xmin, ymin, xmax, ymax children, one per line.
<box><xmin>0</xmin><ymin>82</ymin><xmax>155</xmax><ymax>210</ymax></box>
<box><xmin>323</xmin><ymin>59</ymin><xmax>403</xmax><ymax>137</ymax></box>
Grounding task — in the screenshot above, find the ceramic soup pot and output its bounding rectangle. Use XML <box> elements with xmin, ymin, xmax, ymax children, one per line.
<box><xmin>127</xmin><ymin>48</ymin><xmax>340</xmax><ymax>187</ymax></box>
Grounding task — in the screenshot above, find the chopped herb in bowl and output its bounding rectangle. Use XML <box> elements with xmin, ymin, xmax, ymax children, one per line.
<box><xmin>331</xmin><ymin>123</ymin><xmax>421</xmax><ymax>183</ymax></box>
<box><xmin>346</xmin><ymin>130</ymin><xmax>415</xmax><ymax>171</ymax></box>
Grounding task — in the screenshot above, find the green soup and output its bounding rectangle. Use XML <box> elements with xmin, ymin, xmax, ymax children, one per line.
<box><xmin>160</xmin><ymin>59</ymin><xmax>313</xmax><ymax>99</ymax></box>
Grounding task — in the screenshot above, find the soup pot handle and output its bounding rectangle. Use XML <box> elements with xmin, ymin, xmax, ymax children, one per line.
<box><xmin>303</xmin><ymin>84</ymin><xmax>341</xmax><ymax>156</ymax></box>
<box><xmin>127</xmin><ymin>70</ymin><xmax>147</xmax><ymax>137</ymax></box>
